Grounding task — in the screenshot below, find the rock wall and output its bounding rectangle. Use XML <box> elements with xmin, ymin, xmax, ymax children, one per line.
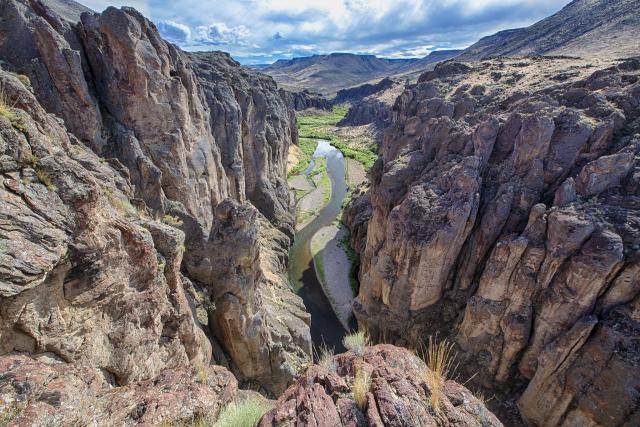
<box><xmin>279</xmin><ymin>88</ymin><xmax>332</xmax><ymax>111</ymax></box>
<box><xmin>0</xmin><ymin>0</ymin><xmax>310</xmax><ymax>395</ymax></box>
<box><xmin>347</xmin><ymin>57</ymin><xmax>640</xmax><ymax>424</ymax></box>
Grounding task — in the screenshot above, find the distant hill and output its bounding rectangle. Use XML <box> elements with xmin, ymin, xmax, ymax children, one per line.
<box><xmin>460</xmin><ymin>0</ymin><xmax>639</xmax><ymax>60</ymax></box>
<box><xmin>262</xmin><ymin>50</ymin><xmax>461</xmax><ymax>95</ymax></box>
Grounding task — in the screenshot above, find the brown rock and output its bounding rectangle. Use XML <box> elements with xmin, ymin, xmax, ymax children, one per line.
<box><xmin>258</xmin><ymin>344</ymin><xmax>503</xmax><ymax>427</ymax></box>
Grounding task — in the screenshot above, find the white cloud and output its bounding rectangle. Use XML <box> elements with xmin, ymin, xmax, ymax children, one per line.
<box><xmin>193</xmin><ymin>23</ymin><xmax>251</xmax><ymax>46</ymax></box>
<box><xmin>81</xmin><ymin>0</ymin><xmax>150</xmax><ymax>16</ymax></box>
<box><xmin>80</xmin><ymin>0</ymin><xmax>572</xmax><ymax>64</ymax></box>
<box><xmin>156</xmin><ymin>20</ymin><xmax>191</xmax><ymax>43</ymax></box>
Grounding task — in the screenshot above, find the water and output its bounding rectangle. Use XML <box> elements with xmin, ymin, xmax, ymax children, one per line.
<box><xmin>289</xmin><ymin>140</ymin><xmax>350</xmax><ymax>352</ymax></box>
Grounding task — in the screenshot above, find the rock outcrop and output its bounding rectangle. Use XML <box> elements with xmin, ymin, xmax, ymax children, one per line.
<box><xmin>338</xmin><ymin>79</ymin><xmax>406</xmax><ymax>128</ymax></box>
<box><xmin>259</xmin><ymin>344</ymin><xmax>502</xmax><ymax>427</ymax></box>
<box><xmin>347</xmin><ymin>57</ymin><xmax>640</xmax><ymax>424</ymax></box>
<box><xmin>334</xmin><ymin>77</ymin><xmax>396</xmax><ymax>104</ymax></box>
<box><xmin>279</xmin><ymin>88</ymin><xmax>332</xmax><ymax>111</ymax></box>
<box><xmin>0</xmin><ymin>0</ymin><xmax>310</xmax><ymax>395</ymax></box>
<box><xmin>0</xmin><ymin>354</ymin><xmax>237</xmax><ymax>425</ymax></box>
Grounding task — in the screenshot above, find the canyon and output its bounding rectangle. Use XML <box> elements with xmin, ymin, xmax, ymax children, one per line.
<box><xmin>0</xmin><ymin>0</ymin><xmax>638</xmax><ymax>425</ymax></box>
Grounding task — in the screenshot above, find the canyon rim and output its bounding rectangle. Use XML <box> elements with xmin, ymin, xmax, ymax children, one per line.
<box><xmin>0</xmin><ymin>0</ymin><xmax>638</xmax><ymax>426</ymax></box>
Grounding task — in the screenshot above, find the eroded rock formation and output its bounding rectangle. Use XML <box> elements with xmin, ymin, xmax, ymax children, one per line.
<box><xmin>0</xmin><ymin>0</ymin><xmax>310</xmax><ymax>396</ymax></box>
<box><xmin>346</xmin><ymin>57</ymin><xmax>640</xmax><ymax>424</ymax></box>
<box><xmin>259</xmin><ymin>344</ymin><xmax>503</xmax><ymax>426</ymax></box>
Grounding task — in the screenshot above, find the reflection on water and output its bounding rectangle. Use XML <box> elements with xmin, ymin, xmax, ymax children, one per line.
<box><xmin>289</xmin><ymin>140</ymin><xmax>350</xmax><ymax>352</ymax></box>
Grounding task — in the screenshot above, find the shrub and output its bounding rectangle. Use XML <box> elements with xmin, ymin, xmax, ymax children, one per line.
<box><xmin>352</xmin><ymin>368</ymin><xmax>371</xmax><ymax>411</ymax></box>
<box><xmin>35</xmin><ymin>169</ymin><xmax>57</xmax><ymax>192</ymax></box>
<box><xmin>424</xmin><ymin>336</ymin><xmax>457</xmax><ymax>411</ymax></box>
<box><xmin>343</xmin><ymin>331</ymin><xmax>368</xmax><ymax>356</ymax></box>
<box><xmin>215</xmin><ymin>397</ymin><xmax>272</xmax><ymax>427</ymax></box>
<box><xmin>163</xmin><ymin>214</ymin><xmax>183</xmax><ymax>227</ymax></box>
<box><xmin>17</xmin><ymin>74</ymin><xmax>31</xmax><ymax>88</ymax></box>
<box><xmin>0</xmin><ymin>89</ymin><xmax>27</xmax><ymax>134</ymax></box>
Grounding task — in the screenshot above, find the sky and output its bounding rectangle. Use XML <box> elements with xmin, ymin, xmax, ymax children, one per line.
<box><xmin>81</xmin><ymin>0</ymin><xmax>572</xmax><ymax>64</ymax></box>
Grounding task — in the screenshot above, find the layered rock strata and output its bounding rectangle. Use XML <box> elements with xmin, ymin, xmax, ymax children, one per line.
<box><xmin>0</xmin><ymin>0</ymin><xmax>310</xmax><ymax>395</ymax></box>
<box><xmin>347</xmin><ymin>57</ymin><xmax>640</xmax><ymax>424</ymax></box>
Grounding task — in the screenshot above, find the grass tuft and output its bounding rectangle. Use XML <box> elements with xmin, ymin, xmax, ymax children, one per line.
<box><xmin>316</xmin><ymin>343</ymin><xmax>336</xmax><ymax>372</ymax></box>
<box><xmin>352</xmin><ymin>367</ymin><xmax>371</xmax><ymax>412</ymax></box>
<box><xmin>423</xmin><ymin>336</ymin><xmax>457</xmax><ymax>411</ymax></box>
<box><xmin>0</xmin><ymin>89</ymin><xmax>27</xmax><ymax>134</ymax></box>
<box><xmin>343</xmin><ymin>331</ymin><xmax>369</xmax><ymax>357</ymax></box>
<box><xmin>163</xmin><ymin>214</ymin><xmax>184</xmax><ymax>227</ymax></box>
<box><xmin>35</xmin><ymin>169</ymin><xmax>57</xmax><ymax>192</ymax></box>
<box><xmin>215</xmin><ymin>397</ymin><xmax>272</xmax><ymax>427</ymax></box>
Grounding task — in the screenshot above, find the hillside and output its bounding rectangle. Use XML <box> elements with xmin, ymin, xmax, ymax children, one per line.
<box><xmin>460</xmin><ymin>0</ymin><xmax>639</xmax><ymax>59</ymax></box>
<box><xmin>262</xmin><ymin>50</ymin><xmax>461</xmax><ymax>95</ymax></box>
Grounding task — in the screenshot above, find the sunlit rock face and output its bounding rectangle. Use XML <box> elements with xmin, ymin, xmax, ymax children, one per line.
<box><xmin>347</xmin><ymin>56</ymin><xmax>640</xmax><ymax>424</ymax></box>
<box><xmin>0</xmin><ymin>0</ymin><xmax>310</xmax><ymax>395</ymax></box>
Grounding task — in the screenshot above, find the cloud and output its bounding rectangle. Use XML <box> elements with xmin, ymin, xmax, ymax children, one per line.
<box><xmin>81</xmin><ymin>0</ymin><xmax>572</xmax><ymax>64</ymax></box>
<box><xmin>192</xmin><ymin>23</ymin><xmax>251</xmax><ymax>46</ymax></box>
<box><xmin>156</xmin><ymin>20</ymin><xmax>191</xmax><ymax>43</ymax></box>
<box><xmin>81</xmin><ymin>0</ymin><xmax>150</xmax><ymax>16</ymax></box>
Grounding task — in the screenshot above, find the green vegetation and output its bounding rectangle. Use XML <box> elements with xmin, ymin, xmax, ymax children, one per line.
<box><xmin>338</xmin><ymin>230</ymin><xmax>360</xmax><ymax>295</ymax></box>
<box><xmin>163</xmin><ymin>214</ymin><xmax>184</xmax><ymax>227</ymax></box>
<box><xmin>288</xmin><ymin>137</ymin><xmax>317</xmax><ymax>176</ymax></box>
<box><xmin>215</xmin><ymin>397</ymin><xmax>272</xmax><ymax>427</ymax></box>
<box><xmin>35</xmin><ymin>168</ymin><xmax>57</xmax><ymax>192</ymax></box>
<box><xmin>0</xmin><ymin>89</ymin><xmax>27</xmax><ymax>134</ymax></box>
<box><xmin>296</xmin><ymin>105</ymin><xmax>377</xmax><ymax>171</ymax></box>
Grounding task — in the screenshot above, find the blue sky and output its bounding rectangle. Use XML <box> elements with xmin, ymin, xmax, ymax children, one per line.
<box><xmin>81</xmin><ymin>0</ymin><xmax>572</xmax><ymax>64</ymax></box>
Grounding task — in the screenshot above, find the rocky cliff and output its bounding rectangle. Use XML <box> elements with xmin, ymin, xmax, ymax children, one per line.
<box><xmin>279</xmin><ymin>88</ymin><xmax>332</xmax><ymax>111</ymax></box>
<box><xmin>0</xmin><ymin>0</ymin><xmax>310</xmax><ymax>396</ymax></box>
<box><xmin>346</xmin><ymin>56</ymin><xmax>640</xmax><ymax>424</ymax></box>
<box><xmin>259</xmin><ymin>344</ymin><xmax>502</xmax><ymax>426</ymax></box>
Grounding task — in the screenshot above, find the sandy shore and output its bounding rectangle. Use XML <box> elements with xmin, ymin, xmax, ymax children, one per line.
<box><xmin>310</xmin><ymin>224</ymin><xmax>354</xmax><ymax>329</ymax></box>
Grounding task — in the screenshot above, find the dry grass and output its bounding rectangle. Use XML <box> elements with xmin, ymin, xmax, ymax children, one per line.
<box><xmin>215</xmin><ymin>397</ymin><xmax>272</xmax><ymax>427</ymax></box>
<box><xmin>343</xmin><ymin>331</ymin><xmax>369</xmax><ymax>356</ymax></box>
<box><xmin>316</xmin><ymin>343</ymin><xmax>336</xmax><ymax>372</ymax></box>
<box><xmin>423</xmin><ymin>336</ymin><xmax>457</xmax><ymax>411</ymax></box>
<box><xmin>0</xmin><ymin>89</ymin><xmax>27</xmax><ymax>133</ymax></box>
<box><xmin>352</xmin><ymin>367</ymin><xmax>371</xmax><ymax>411</ymax></box>
<box><xmin>163</xmin><ymin>214</ymin><xmax>184</xmax><ymax>227</ymax></box>
<box><xmin>35</xmin><ymin>169</ymin><xmax>57</xmax><ymax>192</ymax></box>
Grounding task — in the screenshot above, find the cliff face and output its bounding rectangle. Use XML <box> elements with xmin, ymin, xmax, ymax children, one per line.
<box><xmin>347</xmin><ymin>57</ymin><xmax>640</xmax><ymax>424</ymax></box>
<box><xmin>0</xmin><ymin>0</ymin><xmax>310</xmax><ymax>395</ymax></box>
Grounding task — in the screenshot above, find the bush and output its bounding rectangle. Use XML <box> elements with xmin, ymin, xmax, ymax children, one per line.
<box><xmin>35</xmin><ymin>169</ymin><xmax>57</xmax><ymax>192</ymax></box>
<box><xmin>215</xmin><ymin>397</ymin><xmax>272</xmax><ymax>427</ymax></box>
<box><xmin>0</xmin><ymin>89</ymin><xmax>27</xmax><ymax>134</ymax></box>
<box><xmin>343</xmin><ymin>331</ymin><xmax>368</xmax><ymax>356</ymax></box>
<box><xmin>163</xmin><ymin>214</ymin><xmax>183</xmax><ymax>227</ymax></box>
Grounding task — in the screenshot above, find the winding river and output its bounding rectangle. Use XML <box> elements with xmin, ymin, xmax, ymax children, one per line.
<box><xmin>289</xmin><ymin>140</ymin><xmax>351</xmax><ymax>351</ymax></box>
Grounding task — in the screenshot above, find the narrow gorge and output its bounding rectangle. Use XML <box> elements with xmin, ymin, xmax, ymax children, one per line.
<box><xmin>0</xmin><ymin>0</ymin><xmax>638</xmax><ymax>426</ymax></box>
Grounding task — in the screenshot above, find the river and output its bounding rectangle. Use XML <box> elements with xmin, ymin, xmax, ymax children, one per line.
<box><xmin>288</xmin><ymin>140</ymin><xmax>351</xmax><ymax>352</ymax></box>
